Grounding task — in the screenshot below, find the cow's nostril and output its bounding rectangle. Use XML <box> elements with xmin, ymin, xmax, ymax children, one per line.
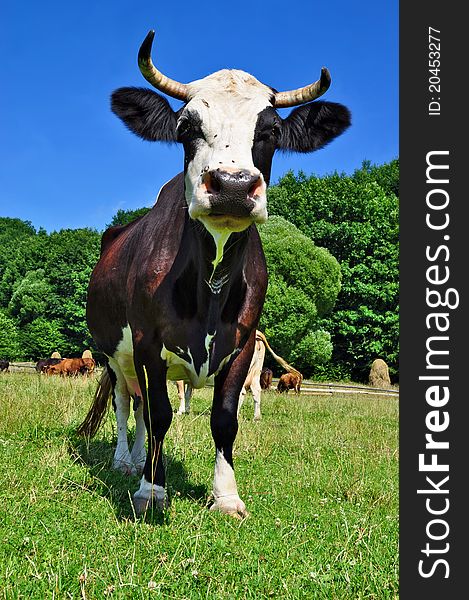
<box><xmin>248</xmin><ymin>177</ymin><xmax>262</xmax><ymax>198</ymax></box>
<box><xmin>210</xmin><ymin>175</ymin><xmax>221</xmax><ymax>194</ymax></box>
<box><xmin>204</xmin><ymin>172</ymin><xmax>221</xmax><ymax>194</ymax></box>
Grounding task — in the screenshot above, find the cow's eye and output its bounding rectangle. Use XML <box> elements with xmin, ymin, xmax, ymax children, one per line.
<box><xmin>257</xmin><ymin>123</ymin><xmax>281</xmax><ymax>142</ymax></box>
<box><xmin>177</xmin><ymin>118</ymin><xmax>203</xmax><ymax>142</ymax></box>
<box><xmin>271</xmin><ymin>124</ymin><xmax>281</xmax><ymax>138</ymax></box>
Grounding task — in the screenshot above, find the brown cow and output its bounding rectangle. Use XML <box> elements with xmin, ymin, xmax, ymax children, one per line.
<box><xmin>277</xmin><ymin>372</ymin><xmax>302</xmax><ymax>394</ymax></box>
<box><xmin>46</xmin><ymin>357</ymin><xmax>95</xmax><ymax>376</ymax></box>
<box><xmin>260</xmin><ymin>367</ymin><xmax>273</xmax><ymax>390</ymax></box>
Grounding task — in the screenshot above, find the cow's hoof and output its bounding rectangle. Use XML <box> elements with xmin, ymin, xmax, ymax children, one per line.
<box><xmin>210</xmin><ymin>495</ymin><xmax>249</xmax><ymax>520</ymax></box>
<box><xmin>132</xmin><ymin>494</ymin><xmax>168</xmax><ymax>517</ymax></box>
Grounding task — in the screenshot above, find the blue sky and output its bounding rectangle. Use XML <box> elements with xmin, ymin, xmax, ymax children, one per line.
<box><xmin>0</xmin><ymin>1</ymin><xmax>398</xmax><ymax>233</ymax></box>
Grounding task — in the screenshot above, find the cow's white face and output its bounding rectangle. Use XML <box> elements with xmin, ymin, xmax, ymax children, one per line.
<box><xmin>111</xmin><ymin>61</ymin><xmax>351</xmax><ymax>238</ymax></box>
<box><xmin>178</xmin><ymin>70</ymin><xmax>273</xmax><ymax>234</ymax></box>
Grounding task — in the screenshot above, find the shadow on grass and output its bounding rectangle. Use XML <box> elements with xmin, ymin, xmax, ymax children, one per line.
<box><xmin>68</xmin><ymin>434</ymin><xmax>208</xmax><ymax>525</ymax></box>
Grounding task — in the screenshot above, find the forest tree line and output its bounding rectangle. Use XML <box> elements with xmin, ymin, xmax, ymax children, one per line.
<box><xmin>0</xmin><ymin>160</ymin><xmax>398</xmax><ymax>382</ymax></box>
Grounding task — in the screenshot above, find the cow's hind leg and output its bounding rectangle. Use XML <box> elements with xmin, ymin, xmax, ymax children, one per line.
<box><xmin>237</xmin><ymin>386</ymin><xmax>247</xmax><ymax>419</ymax></box>
<box><xmin>107</xmin><ymin>358</ymin><xmax>136</xmax><ymax>475</ymax></box>
<box><xmin>251</xmin><ymin>378</ymin><xmax>262</xmax><ymax>421</ymax></box>
<box><xmin>176</xmin><ymin>380</ymin><xmax>193</xmax><ymax>415</ymax></box>
<box><xmin>130</xmin><ymin>397</ymin><xmax>146</xmax><ymax>474</ymax></box>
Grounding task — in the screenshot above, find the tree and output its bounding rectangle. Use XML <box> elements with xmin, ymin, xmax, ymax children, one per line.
<box><xmin>8</xmin><ymin>269</ymin><xmax>52</xmax><ymax>325</ymax></box>
<box><xmin>267</xmin><ymin>160</ymin><xmax>399</xmax><ymax>381</ymax></box>
<box><xmin>258</xmin><ymin>216</ymin><xmax>341</xmax><ymax>376</ymax></box>
<box><xmin>0</xmin><ymin>311</ymin><xmax>20</xmax><ymax>360</ymax></box>
<box><xmin>42</xmin><ymin>228</ymin><xmax>101</xmax><ymax>355</ymax></box>
<box><xmin>0</xmin><ymin>218</ymin><xmax>37</xmax><ymax>307</ymax></box>
<box><xmin>0</xmin><ymin>220</ymin><xmax>101</xmax><ymax>359</ymax></box>
<box><xmin>108</xmin><ymin>207</ymin><xmax>150</xmax><ymax>228</ymax></box>
<box><xmin>18</xmin><ymin>317</ymin><xmax>66</xmax><ymax>361</ymax></box>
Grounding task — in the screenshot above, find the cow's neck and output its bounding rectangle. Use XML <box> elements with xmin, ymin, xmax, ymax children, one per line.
<box><xmin>194</xmin><ymin>221</ymin><xmax>250</xmax><ymax>317</ymax></box>
<box><xmin>172</xmin><ymin>219</ymin><xmax>251</xmax><ymax>331</ymax></box>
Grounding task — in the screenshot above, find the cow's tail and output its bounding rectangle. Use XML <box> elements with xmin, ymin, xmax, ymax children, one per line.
<box><xmin>77</xmin><ymin>367</ymin><xmax>112</xmax><ymax>437</ymax></box>
<box><xmin>256</xmin><ymin>331</ymin><xmax>303</xmax><ymax>382</ymax></box>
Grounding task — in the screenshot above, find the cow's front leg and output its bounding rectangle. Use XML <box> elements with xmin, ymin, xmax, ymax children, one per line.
<box><xmin>132</xmin><ymin>352</ymin><xmax>172</xmax><ymax>515</ymax></box>
<box><xmin>210</xmin><ymin>333</ymin><xmax>255</xmax><ymax>518</ymax></box>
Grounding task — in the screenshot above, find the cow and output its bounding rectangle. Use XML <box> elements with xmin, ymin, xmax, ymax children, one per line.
<box><xmin>46</xmin><ymin>357</ymin><xmax>95</xmax><ymax>376</ymax></box>
<box><xmin>277</xmin><ymin>372</ymin><xmax>303</xmax><ymax>394</ymax></box>
<box><xmin>35</xmin><ymin>358</ymin><xmax>63</xmax><ymax>373</ymax></box>
<box><xmin>0</xmin><ymin>360</ymin><xmax>9</xmax><ymax>372</ymax></box>
<box><xmin>176</xmin><ymin>330</ymin><xmax>300</xmax><ymax>421</ymax></box>
<box><xmin>77</xmin><ymin>30</ymin><xmax>350</xmax><ymax>518</ymax></box>
<box><xmin>260</xmin><ymin>368</ymin><xmax>273</xmax><ymax>390</ymax></box>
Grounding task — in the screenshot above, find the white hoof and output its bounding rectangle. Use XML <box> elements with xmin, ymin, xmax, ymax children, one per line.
<box><xmin>132</xmin><ymin>494</ymin><xmax>168</xmax><ymax>516</ymax></box>
<box><xmin>133</xmin><ymin>479</ymin><xmax>167</xmax><ymax>516</ymax></box>
<box><xmin>210</xmin><ymin>495</ymin><xmax>249</xmax><ymax>519</ymax></box>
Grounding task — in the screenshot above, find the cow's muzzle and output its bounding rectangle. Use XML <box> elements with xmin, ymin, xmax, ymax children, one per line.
<box><xmin>204</xmin><ymin>169</ymin><xmax>263</xmax><ymax>217</ymax></box>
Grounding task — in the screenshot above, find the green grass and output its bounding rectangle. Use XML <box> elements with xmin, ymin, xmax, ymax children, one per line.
<box><xmin>0</xmin><ymin>373</ymin><xmax>398</xmax><ymax>599</ymax></box>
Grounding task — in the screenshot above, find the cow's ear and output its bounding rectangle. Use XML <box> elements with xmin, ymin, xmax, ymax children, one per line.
<box><xmin>111</xmin><ymin>87</ymin><xmax>178</xmax><ymax>143</ymax></box>
<box><xmin>278</xmin><ymin>101</ymin><xmax>351</xmax><ymax>153</ymax></box>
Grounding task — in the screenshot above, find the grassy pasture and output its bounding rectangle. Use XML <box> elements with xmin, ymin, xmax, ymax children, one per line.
<box><xmin>0</xmin><ymin>373</ymin><xmax>398</xmax><ymax>599</ymax></box>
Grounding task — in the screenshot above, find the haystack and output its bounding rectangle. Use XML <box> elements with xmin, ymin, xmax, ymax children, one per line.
<box><xmin>368</xmin><ymin>358</ymin><xmax>391</xmax><ymax>388</ymax></box>
<box><xmin>82</xmin><ymin>349</ymin><xmax>93</xmax><ymax>359</ymax></box>
<box><xmin>51</xmin><ymin>351</ymin><xmax>61</xmax><ymax>359</ymax></box>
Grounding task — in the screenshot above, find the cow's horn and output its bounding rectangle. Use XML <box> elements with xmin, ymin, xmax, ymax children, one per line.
<box><xmin>274</xmin><ymin>67</ymin><xmax>331</xmax><ymax>108</ymax></box>
<box><xmin>138</xmin><ymin>30</ymin><xmax>189</xmax><ymax>101</ymax></box>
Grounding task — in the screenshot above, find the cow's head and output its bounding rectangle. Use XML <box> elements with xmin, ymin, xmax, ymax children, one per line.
<box><xmin>112</xmin><ymin>31</ymin><xmax>351</xmax><ymax>236</ymax></box>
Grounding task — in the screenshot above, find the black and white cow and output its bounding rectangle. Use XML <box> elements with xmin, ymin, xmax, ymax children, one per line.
<box><xmin>78</xmin><ymin>30</ymin><xmax>350</xmax><ymax>518</ymax></box>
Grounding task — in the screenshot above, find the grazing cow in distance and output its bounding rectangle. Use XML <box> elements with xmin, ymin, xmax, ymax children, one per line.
<box><xmin>46</xmin><ymin>357</ymin><xmax>95</xmax><ymax>376</ymax></box>
<box><xmin>0</xmin><ymin>360</ymin><xmax>9</xmax><ymax>372</ymax></box>
<box><xmin>77</xmin><ymin>30</ymin><xmax>350</xmax><ymax>518</ymax></box>
<box><xmin>277</xmin><ymin>372</ymin><xmax>303</xmax><ymax>394</ymax></box>
<box><xmin>36</xmin><ymin>358</ymin><xmax>63</xmax><ymax>373</ymax></box>
<box><xmin>260</xmin><ymin>368</ymin><xmax>273</xmax><ymax>390</ymax></box>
